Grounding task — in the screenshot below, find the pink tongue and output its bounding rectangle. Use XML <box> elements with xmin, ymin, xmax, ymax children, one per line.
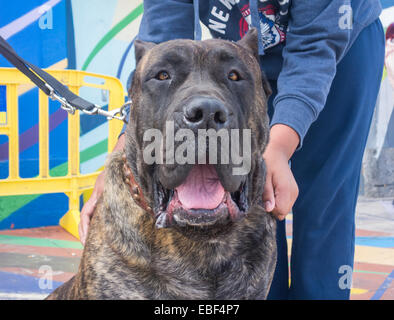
<box><xmin>175</xmin><ymin>165</ymin><xmax>225</xmax><ymax>210</ymax></box>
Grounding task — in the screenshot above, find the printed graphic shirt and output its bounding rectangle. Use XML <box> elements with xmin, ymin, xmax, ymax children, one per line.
<box><xmin>205</xmin><ymin>0</ymin><xmax>290</xmax><ymax>50</ymax></box>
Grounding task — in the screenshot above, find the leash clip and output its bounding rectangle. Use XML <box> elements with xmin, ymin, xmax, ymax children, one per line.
<box><xmin>96</xmin><ymin>101</ymin><xmax>129</xmax><ymax>123</ymax></box>
<box><xmin>45</xmin><ymin>83</ymin><xmax>129</xmax><ymax>123</ymax></box>
<box><xmin>82</xmin><ymin>100</ymin><xmax>130</xmax><ymax>123</ymax></box>
<box><xmin>45</xmin><ymin>83</ymin><xmax>76</xmax><ymax>115</ymax></box>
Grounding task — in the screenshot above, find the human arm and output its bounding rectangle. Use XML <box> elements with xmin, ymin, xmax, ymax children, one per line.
<box><xmin>262</xmin><ymin>1</ymin><xmax>363</xmax><ymax>219</ymax></box>
<box><xmin>271</xmin><ymin>0</ymin><xmax>355</xmax><ymax>148</ymax></box>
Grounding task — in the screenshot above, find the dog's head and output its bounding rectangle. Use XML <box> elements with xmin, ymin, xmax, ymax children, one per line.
<box><xmin>125</xmin><ymin>29</ymin><xmax>271</xmax><ymax>237</ymax></box>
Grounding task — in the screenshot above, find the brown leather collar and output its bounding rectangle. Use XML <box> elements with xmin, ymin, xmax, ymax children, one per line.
<box><xmin>121</xmin><ymin>153</ymin><xmax>153</xmax><ymax>214</ymax></box>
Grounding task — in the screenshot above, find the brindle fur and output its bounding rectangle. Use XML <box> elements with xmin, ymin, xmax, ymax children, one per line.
<box><xmin>47</xmin><ymin>29</ymin><xmax>277</xmax><ymax>300</ymax></box>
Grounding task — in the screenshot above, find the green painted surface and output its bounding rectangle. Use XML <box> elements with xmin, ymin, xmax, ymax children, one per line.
<box><xmin>81</xmin><ymin>4</ymin><xmax>144</xmax><ymax>70</ymax></box>
<box><xmin>0</xmin><ymin>194</ymin><xmax>38</xmax><ymax>222</ymax></box>
<box><xmin>0</xmin><ymin>252</ymin><xmax>80</xmax><ymax>273</ymax></box>
<box><xmin>0</xmin><ymin>162</ymin><xmax>68</xmax><ymax>223</ymax></box>
<box><xmin>49</xmin><ymin>162</ymin><xmax>68</xmax><ymax>177</ymax></box>
<box><xmin>80</xmin><ymin>139</ymin><xmax>108</xmax><ymax>162</ymax></box>
<box><xmin>354</xmin><ymin>269</ymin><xmax>390</xmax><ymax>276</ymax></box>
<box><xmin>0</xmin><ymin>234</ymin><xmax>83</xmax><ymax>249</ymax></box>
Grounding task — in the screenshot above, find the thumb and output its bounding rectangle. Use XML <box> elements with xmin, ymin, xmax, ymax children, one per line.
<box><xmin>262</xmin><ymin>173</ymin><xmax>275</xmax><ymax>212</ymax></box>
<box><xmin>79</xmin><ymin>196</ymin><xmax>96</xmax><ymax>245</ymax></box>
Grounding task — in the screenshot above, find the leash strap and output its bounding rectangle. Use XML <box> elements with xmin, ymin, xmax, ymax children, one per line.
<box><xmin>0</xmin><ymin>35</ymin><xmax>128</xmax><ymax>122</ymax></box>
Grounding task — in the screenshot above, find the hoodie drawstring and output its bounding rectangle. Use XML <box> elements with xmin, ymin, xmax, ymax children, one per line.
<box><xmin>249</xmin><ymin>0</ymin><xmax>265</xmax><ymax>56</ymax></box>
<box><xmin>193</xmin><ymin>0</ymin><xmax>202</xmax><ymax>40</ymax></box>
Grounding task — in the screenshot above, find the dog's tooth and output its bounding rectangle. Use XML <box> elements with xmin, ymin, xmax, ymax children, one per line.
<box><xmin>132</xmin><ymin>186</ymin><xmax>139</xmax><ymax>195</ymax></box>
<box><xmin>155</xmin><ymin>212</ymin><xmax>170</xmax><ymax>228</ymax></box>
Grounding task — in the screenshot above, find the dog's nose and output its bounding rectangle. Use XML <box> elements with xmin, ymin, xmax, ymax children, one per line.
<box><xmin>183</xmin><ymin>98</ymin><xmax>229</xmax><ymax>129</ymax></box>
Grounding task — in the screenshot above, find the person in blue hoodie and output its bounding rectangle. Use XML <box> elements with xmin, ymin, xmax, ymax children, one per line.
<box><xmin>79</xmin><ymin>0</ymin><xmax>385</xmax><ymax>300</ymax></box>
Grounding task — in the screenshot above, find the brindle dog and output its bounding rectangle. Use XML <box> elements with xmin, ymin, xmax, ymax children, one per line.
<box><xmin>47</xmin><ymin>28</ymin><xmax>276</xmax><ymax>300</ymax></box>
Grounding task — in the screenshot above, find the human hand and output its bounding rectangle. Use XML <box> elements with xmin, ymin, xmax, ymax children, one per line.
<box><xmin>78</xmin><ymin>170</ymin><xmax>105</xmax><ymax>245</ymax></box>
<box><xmin>262</xmin><ymin>124</ymin><xmax>299</xmax><ymax>220</ymax></box>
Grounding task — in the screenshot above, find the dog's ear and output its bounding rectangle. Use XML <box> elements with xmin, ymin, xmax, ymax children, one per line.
<box><xmin>134</xmin><ymin>40</ymin><xmax>156</xmax><ymax>65</ymax></box>
<box><xmin>237</xmin><ymin>29</ymin><xmax>272</xmax><ymax>98</ymax></box>
<box><xmin>237</xmin><ymin>28</ymin><xmax>259</xmax><ymax>60</ymax></box>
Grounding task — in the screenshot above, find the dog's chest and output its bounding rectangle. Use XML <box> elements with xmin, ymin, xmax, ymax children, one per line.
<box><xmin>88</xmin><ymin>243</ymin><xmax>265</xmax><ymax>300</ymax></box>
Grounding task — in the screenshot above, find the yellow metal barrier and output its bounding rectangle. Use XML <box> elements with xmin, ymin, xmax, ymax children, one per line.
<box><xmin>0</xmin><ymin>68</ymin><xmax>125</xmax><ymax>239</ymax></box>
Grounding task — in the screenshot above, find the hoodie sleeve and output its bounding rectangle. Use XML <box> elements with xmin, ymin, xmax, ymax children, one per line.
<box><xmin>138</xmin><ymin>0</ymin><xmax>195</xmax><ymax>43</ymax></box>
<box><xmin>270</xmin><ymin>0</ymin><xmax>354</xmax><ymax>149</ymax></box>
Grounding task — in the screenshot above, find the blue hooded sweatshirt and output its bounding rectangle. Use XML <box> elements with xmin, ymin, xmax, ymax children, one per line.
<box><xmin>131</xmin><ymin>0</ymin><xmax>382</xmax><ymax>147</ymax></box>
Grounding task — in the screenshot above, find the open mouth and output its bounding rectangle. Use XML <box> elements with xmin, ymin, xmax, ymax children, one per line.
<box><xmin>154</xmin><ymin>165</ymin><xmax>249</xmax><ymax>229</ymax></box>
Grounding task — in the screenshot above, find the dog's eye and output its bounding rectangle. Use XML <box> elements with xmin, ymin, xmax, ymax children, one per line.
<box><xmin>228</xmin><ymin>71</ymin><xmax>240</xmax><ymax>81</ymax></box>
<box><xmin>156</xmin><ymin>71</ymin><xmax>170</xmax><ymax>81</ymax></box>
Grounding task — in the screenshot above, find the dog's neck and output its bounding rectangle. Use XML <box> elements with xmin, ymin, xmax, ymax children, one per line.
<box><xmin>121</xmin><ymin>152</ymin><xmax>153</xmax><ymax>215</ymax></box>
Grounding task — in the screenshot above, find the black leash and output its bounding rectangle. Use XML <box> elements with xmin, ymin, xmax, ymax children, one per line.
<box><xmin>0</xmin><ymin>35</ymin><xmax>128</xmax><ymax>122</ymax></box>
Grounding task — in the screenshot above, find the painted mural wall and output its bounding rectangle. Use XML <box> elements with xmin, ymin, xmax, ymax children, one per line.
<box><xmin>0</xmin><ymin>0</ymin><xmax>70</xmax><ymax>229</ymax></box>
<box><xmin>0</xmin><ymin>0</ymin><xmax>142</xmax><ymax>230</ymax></box>
<box><xmin>0</xmin><ymin>0</ymin><xmax>393</xmax><ymax>230</ymax></box>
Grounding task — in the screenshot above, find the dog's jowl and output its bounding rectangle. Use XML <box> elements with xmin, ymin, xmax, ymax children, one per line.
<box><xmin>46</xmin><ymin>28</ymin><xmax>277</xmax><ymax>300</ymax></box>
